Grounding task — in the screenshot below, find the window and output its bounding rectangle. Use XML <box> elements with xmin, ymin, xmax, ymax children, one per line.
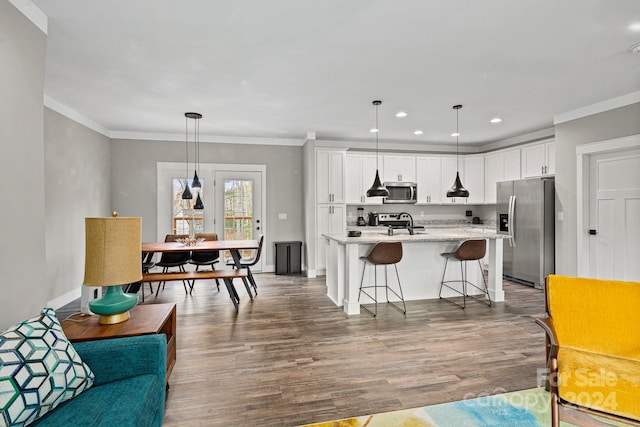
<box><xmin>172</xmin><ymin>178</ymin><xmax>203</xmax><ymax>235</ymax></box>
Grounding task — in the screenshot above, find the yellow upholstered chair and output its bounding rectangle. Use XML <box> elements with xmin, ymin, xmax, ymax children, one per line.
<box><xmin>536</xmin><ymin>275</ymin><xmax>640</xmax><ymax>427</ymax></box>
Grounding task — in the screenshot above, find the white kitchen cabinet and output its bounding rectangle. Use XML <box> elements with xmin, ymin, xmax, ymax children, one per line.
<box><xmin>463</xmin><ymin>155</ymin><xmax>485</xmax><ymax>204</ymax></box>
<box><xmin>522</xmin><ymin>140</ymin><xmax>555</xmax><ymax>178</ymax></box>
<box><xmin>484</xmin><ymin>148</ymin><xmax>521</xmax><ymax>204</ymax></box>
<box><xmin>504</xmin><ymin>148</ymin><xmax>522</xmax><ymax>181</ymax></box>
<box><xmin>416</xmin><ymin>156</ymin><xmax>442</xmax><ymax>204</ymax></box>
<box><xmin>441</xmin><ymin>157</ymin><xmax>466</xmax><ymax>204</ymax></box>
<box><xmin>382</xmin><ymin>155</ymin><xmax>415</xmax><ymax>183</ymax></box>
<box><xmin>484</xmin><ymin>152</ymin><xmax>503</xmax><ymax>204</ymax></box>
<box><xmin>317</xmin><ymin>150</ymin><xmax>345</xmax><ymax>203</ymax></box>
<box><xmin>316</xmin><ymin>204</ymin><xmax>345</xmax><ymax>271</ymax></box>
<box><xmin>345</xmin><ymin>153</ymin><xmax>383</xmax><ymax>205</ymax></box>
<box><xmin>546</xmin><ymin>142</ymin><xmax>556</xmax><ymax>175</ymax></box>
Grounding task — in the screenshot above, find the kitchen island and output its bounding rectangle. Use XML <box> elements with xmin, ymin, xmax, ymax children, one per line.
<box><xmin>322</xmin><ymin>229</ymin><xmax>506</xmax><ymax>315</ymax></box>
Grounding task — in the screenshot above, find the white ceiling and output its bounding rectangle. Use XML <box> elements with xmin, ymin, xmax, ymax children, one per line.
<box><xmin>31</xmin><ymin>0</ymin><xmax>640</xmax><ymax>147</ymax></box>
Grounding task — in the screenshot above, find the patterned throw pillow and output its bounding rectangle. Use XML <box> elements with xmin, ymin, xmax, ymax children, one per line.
<box><xmin>0</xmin><ymin>308</ymin><xmax>95</xmax><ymax>426</ymax></box>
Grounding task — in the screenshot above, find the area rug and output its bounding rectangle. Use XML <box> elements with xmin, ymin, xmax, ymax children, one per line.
<box><xmin>301</xmin><ymin>387</ymin><xmax>629</xmax><ymax>427</ymax></box>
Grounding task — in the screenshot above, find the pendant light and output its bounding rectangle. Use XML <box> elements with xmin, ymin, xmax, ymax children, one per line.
<box><xmin>185</xmin><ymin>112</ymin><xmax>204</xmax><ymax>210</ymax></box>
<box><xmin>181</xmin><ymin>113</ymin><xmax>193</xmax><ymax>200</ymax></box>
<box><xmin>366</xmin><ymin>100</ymin><xmax>389</xmax><ymax>198</ymax></box>
<box><xmin>446</xmin><ymin>104</ymin><xmax>469</xmax><ymax>198</ymax></box>
<box><xmin>186</xmin><ymin>112</ymin><xmax>202</xmax><ymax>190</ymax></box>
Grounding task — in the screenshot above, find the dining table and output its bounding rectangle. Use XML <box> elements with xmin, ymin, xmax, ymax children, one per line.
<box><xmin>141</xmin><ymin>239</ymin><xmax>260</xmax><ymax>303</ymax></box>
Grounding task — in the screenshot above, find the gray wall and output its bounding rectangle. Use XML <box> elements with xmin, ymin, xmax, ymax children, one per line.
<box><xmin>0</xmin><ymin>1</ymin><xmax>48</xmax><ymax>329</ymax></box>
<box><xmin>554</xmin><ymin>103</ymin><xmax>640</xmax><ymax>276</ymax></box>
<box><xmin>302</xmin><ymin>139</ymin><xmax>316</xmax><ymax>272</ymax></box>
<box><xmin>111</xmin><ymin>139</ymin><xmax>304</xmax><ymax>268</ymax></box>
<box><xmin>44</xmin><ymin>108</ymin><xmax>112</xmax><ymax>307</ymax></box>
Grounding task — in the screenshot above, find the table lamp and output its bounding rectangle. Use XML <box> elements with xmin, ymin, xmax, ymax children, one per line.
<box><xmin>83</xmin><ymin>214</ymin><xmax>142</xmax><ymax>324</ymax></box>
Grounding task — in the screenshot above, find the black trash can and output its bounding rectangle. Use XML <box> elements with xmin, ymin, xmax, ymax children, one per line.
<box><xmin>274</xmin><ymin>241</ymin><xmax>302</xmax><ymax>275</ymax></box>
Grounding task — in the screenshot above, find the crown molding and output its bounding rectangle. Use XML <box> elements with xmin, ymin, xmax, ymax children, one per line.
<box><xmin>477</xmin><ymin>127</ymin><xmax>555</xmax><ymax>152</ymax></box>
<box><xmin>554</xmin><ymin>91</ymin><xmax>640</xmax><ymax>125</ymax></box>
<box><xmin>44</xmin><ymin>96</ymin><xmax>111</xmax><ymax>137</ymax></box>
<box><xmin>111</xmin><ymin>131</ymin><xmax>305</xmax><ymax>146</ymax></box>
<box><xmin>44</xmin><ymin>96</ymin><xmax>305</xmax><ymax>145</ymax></box>
<box><xmin>9</xmin><ymin>0</ymin><xmax>47</xmax><ymax>34</ymax></box>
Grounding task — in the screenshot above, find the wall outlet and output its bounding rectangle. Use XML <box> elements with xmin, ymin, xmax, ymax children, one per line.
<box><xmin>557</xmin><ymin>211</ymin><xmax>564</xmax><ymax>221</ymax></box>
<box><xmin>466</xmin><ymin>210</ymin><xmax>473</xmax><ymax>217</ymax></box>
<box><xmin>278</xmin><ymin>213</ymin><xmax>287</xmax><ymax>220</ymax></box>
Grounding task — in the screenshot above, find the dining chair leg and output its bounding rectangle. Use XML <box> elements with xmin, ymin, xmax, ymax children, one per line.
<box><xmin>211</xmin><ymin>264</ymin><xmax>220</xmax><ymax>291</ymax></box>
<box><xmin>246</xmin><ymin>267</ymin><xmax>257</xmax><ymax>294</ymax></box>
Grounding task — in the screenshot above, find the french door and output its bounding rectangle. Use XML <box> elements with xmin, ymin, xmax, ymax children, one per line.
<box><xmin>214</xmin><ymin>170</ymin><xmax>263</xmax><ymax>269</ymax></box>
<box><xmin>157</xmin><ymin>163</ymin><xmax>265</xmax><ymax>271</ymax></box>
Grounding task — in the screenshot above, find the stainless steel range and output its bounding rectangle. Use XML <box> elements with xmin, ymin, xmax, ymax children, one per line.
<box><xmin>377</xmin><ymin>213</ymin><xmax>412</xmax><ymax>227</ymax></box>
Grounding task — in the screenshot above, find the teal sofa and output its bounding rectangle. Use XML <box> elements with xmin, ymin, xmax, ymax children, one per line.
<box><xmin>31</xmin><ymin>334</ymin><xmax>166</xmax><ymax>427</ymax></box>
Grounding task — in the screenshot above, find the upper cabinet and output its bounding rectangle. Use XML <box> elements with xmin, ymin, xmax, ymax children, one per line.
<box><xmin>463</xmin><ymin>155</ymin><xmax>485</xmax><ymax>204</ymax></box>
<box><xmin>484</xmin><ymin>148</ymin><xmax>521</xmax><ymax>204</ymax></box>
<box><xmin>416</xmin><ymin>157</ymin><xmax>442</xmax><ymax>204</ymax></box>
<box><xmin>335</xmin><ymin>140</ymin><xmax>548</xmax><ymax>207</ymax></box>
<box><xmin>316</xmin><ymin>150</ymin><xmax>345</xmax><ymax>204</ymax></box>
<box><xmin>522</xmin><ymin>140</ymin><xmax>555</xmax><ymax>178</ymax></box>
<box><xmin>345</xmin><ymin>153</ymin><xmax>383</xmax><ymax>205</ymax></box>
<box><xmin>383</xmin><ymin>155</ymin><xmax>416</xmax><ymax>183</ymax></box>
<box><xmin>504</xmin><ymin>148</ymin><xmax>522</xmax><ymax>181</ymax></box>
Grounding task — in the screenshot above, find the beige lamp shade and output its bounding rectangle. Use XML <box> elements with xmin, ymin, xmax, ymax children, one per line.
<box><xmin>83</xmin><ymin>217</ymin><xmax>142</xmax><ymax>287</ymax></box>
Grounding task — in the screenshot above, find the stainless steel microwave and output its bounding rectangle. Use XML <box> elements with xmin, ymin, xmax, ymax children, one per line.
<box><xmin>383</xmin><ymin>182</ymin><xmax>417</xmax><ymax>204</ymax></box>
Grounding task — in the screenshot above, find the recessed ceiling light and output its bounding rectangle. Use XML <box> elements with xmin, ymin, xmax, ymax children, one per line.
<box><xmin>490</xmin><ymin>117</ymin><xmax>502</xmax><ymax>123</ymax></box>
<box><xmin>629</xmin><ymin>22</ymin><xmax>640</xmax><ymax>32</ymax></box>
<box><xmin>451</xmin><ymin>132</ymin><xmax>460</xmax><ymax>137</ymax></box>
<box><xmin>396</xmin><ymin>111</ymin><xmax>408</xmax><ymax>118</ymax></box>
<box><xmin>370</xmin><ymin>128</ymin><xmax>379</xmax><ymax>133</ymax></box>
<box><xmin>414</xmin><ymin>130</ymin><xmax>423</xmax><ymax>135</ymax></box>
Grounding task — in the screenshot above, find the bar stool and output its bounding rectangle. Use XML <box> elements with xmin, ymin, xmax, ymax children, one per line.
<box><xmin>358</xmin><ymin>242</ymin><xmax>406</xmax><ymax>317</ymax></box>
<box><xmin>439</xmin><ymin>239</ymin><xmax>491</xmax><ymax>309</ymax></box>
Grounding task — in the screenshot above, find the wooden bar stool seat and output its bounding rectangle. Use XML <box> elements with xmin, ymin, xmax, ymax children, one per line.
<box><xmin>439</xmin><ymin>239</ymin><xmax>492</xmax><ymax>309</ymax></box>
<box><xmin>358</xmin><ymin>242</ymin><xmax>406</xmax><ymax>317</ymax></box>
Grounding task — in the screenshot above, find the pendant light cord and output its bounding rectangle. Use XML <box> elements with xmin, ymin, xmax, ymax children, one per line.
<box><xmin>196</xmin><ymin>116</ymin><xmax>199</xmax><ymax>174</ymax></box>
<box><xmin>185</xmin><ymin>116</ymin><xmax>189</xmax><ymax>180</ymax></box>
<box><xmin>375</xmin><ymin>103</ymin><xmax>379</xmax><ymax>170</ymax></box>
<box><xmin>456</xmin><ymin>107</ymin><xmax>459</xmax><ymax>171</ymax></box>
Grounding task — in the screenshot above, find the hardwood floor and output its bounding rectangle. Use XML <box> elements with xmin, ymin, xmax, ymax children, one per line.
<box><xmin>143</xmin><ymin>273</ymin><xmax>547</xmax><ymax>426</ymax></box>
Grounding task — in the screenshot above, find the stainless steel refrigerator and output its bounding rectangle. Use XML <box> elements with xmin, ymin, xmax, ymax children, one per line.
<box><xmin>496</xmin><ymin>178</ymin><xmax>555</xmax><ymax>289</ymax></box>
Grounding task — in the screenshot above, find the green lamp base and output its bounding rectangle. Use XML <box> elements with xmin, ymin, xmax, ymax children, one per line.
<box><xmin>89</xmin><ymin>285</ymin><xmax>138</xmax><ymax>325</ymax></box>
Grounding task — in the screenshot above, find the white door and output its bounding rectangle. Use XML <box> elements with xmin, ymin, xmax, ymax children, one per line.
<box><xmin>214</xmin><ymin>169</ymin><xmax>264</xmax><ymax>271</ymax></box>
<box><xmin>588</xmin><ymin>148</ymin><xmax>640</xmax><ymax>281</ymax></box>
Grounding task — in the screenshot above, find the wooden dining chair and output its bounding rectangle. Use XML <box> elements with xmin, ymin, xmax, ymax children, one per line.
<box><xmin>155</xmin><ymin>234</ymin><xmax>190</xmax><ymax>295</ymax></box>
<box><xmin>226</xmin><ymin>235</ymin><xmax>264</xmax><ymax>295</ymax></box>
<box><xmin>190</xmin><ymin>233</ymin><xmax>221</xmax><ymax>291</ymax></box>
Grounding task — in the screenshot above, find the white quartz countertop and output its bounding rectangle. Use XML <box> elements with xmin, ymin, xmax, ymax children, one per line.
<box><xmin>323</xmin><ymin>228</ymin><xmax>507</xmax><ymax>244</ymax></box>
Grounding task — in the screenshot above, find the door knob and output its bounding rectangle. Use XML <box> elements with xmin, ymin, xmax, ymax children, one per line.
<box><xmin>589</xmin><ymin>229</ymin><xmax>597</xmax><ymax>235</ymax></box>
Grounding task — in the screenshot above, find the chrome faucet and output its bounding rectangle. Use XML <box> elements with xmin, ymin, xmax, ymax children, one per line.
<box><xmin>398</xmin><ymin>212</ymin><xmax>414</xmax><ymax>235</ymax></box>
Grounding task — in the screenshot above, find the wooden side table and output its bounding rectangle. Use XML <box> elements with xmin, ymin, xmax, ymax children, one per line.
<box><xmin>61</xmin><ymin>303</ymin><xmax>177</xmax><ymax>382</ymax></box>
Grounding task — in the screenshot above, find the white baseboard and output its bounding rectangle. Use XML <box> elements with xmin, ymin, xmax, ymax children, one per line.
<box><xmin>262</xmin><ymin>264</ymin><xmax>275</xmax><ymax>273</ymax></box>
<box><xmin>47</xmin><ymin>287</ymin><xmax>82</xmax><ymax>310</ymax></box>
